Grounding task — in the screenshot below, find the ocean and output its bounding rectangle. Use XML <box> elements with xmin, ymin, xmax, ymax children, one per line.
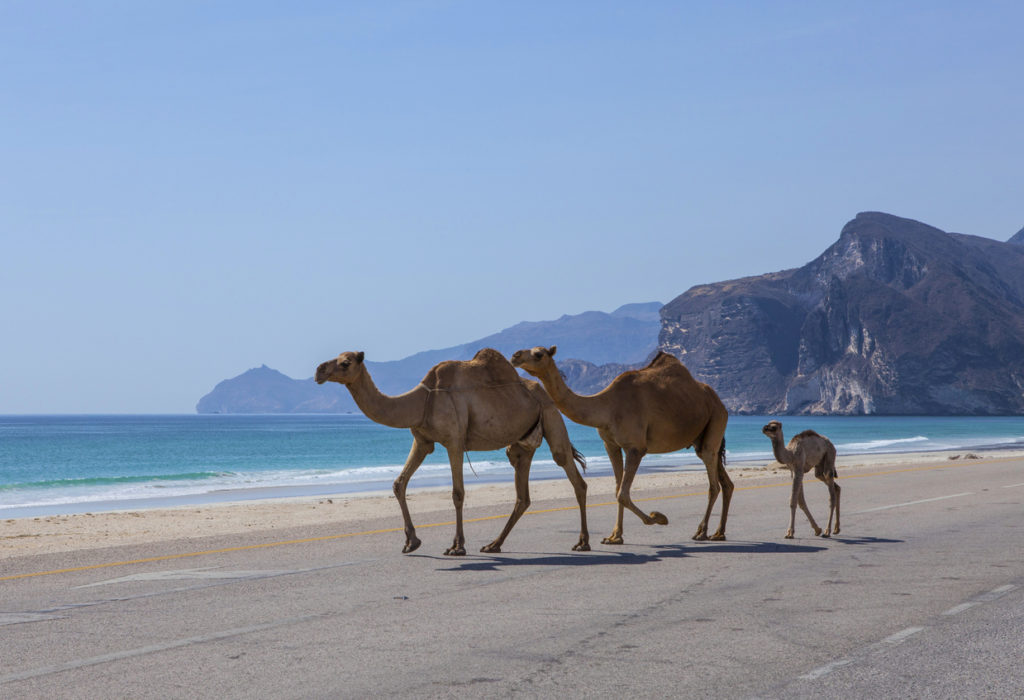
<box><xmin>3</xmin><ymin>414</ymin><xmax>1024</xmax><ymax>518</ymax></box>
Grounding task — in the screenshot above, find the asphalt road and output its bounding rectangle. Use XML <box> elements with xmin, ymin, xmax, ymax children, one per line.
<box><xmin>3</xmin><ymin>457</ymin><xmax>1023</xmax><ymax>698</ymax></box>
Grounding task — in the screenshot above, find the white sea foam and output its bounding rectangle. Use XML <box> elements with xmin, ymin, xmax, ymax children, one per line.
<box><xmin>838</xmin><ymin>435</ymin><xmax>930</xmax><ymax>451</ymax></box>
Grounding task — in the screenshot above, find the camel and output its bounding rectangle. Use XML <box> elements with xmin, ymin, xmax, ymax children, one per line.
<box><xmin>315</xmin><ymin>348</ymin><xmax>590</xmax><ymax>556</ymax></box>
<box><xmin>761</xmin><ymin>420</ymin><xmax>840</xmax><ymax>539</ymax></box>
<box><xmin>510</xmin><ymin>346</ymin><xmax>732</xmax><ymax>544</ymax></box>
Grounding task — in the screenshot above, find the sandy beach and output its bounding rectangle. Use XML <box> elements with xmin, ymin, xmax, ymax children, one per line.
<box><xmin>4</xmin><ymin>447</ymin><xmax>1024</xmax><ymax>559</ymax></box>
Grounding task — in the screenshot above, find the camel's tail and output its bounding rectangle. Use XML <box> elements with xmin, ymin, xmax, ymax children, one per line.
<box><xmin>719</xmin><ymin>437</ymin><xmax>727</xmax><ymax>470</ymax></box>
<box><xmin>571</xmin><ymin>443</ymin><xmax>587</xmax><ymax>473</ymax></box>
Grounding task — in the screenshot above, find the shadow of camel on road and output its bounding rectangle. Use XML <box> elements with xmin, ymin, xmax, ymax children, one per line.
<box><xmin>426</xmin><ymin>538</ymin><xmax>843</xmax><ymax>572</ymax></box>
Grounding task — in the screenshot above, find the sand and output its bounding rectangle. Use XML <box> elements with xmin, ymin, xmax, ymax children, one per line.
<box><xmin>4</xmin><ymin>448</ymin><xmax>1023</xmax><ymax>559</ymax></box>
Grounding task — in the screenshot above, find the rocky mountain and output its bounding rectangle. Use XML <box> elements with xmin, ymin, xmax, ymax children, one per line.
<box><xmin>196</xmin><ymin>302</ymin><xmax>661</xmax><ymax>413</ymax></box>
<box><xmin>660</xmin><ymin>212</ymin><xmax>1024</xmax><ymax>415</ymax></box>
<box><xmin>1010</xmin><ymin>226</ymin><xmax>1024</xmax><ymax>245</ymax></box>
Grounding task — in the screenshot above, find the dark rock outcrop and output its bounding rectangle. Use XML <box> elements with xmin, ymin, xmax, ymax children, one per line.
<box><xmin>660</xmin><ymin>212</ymin><xmax>1024</xmax><ymax>415</ymax></box>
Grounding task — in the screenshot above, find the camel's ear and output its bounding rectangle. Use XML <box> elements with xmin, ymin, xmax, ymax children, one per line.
<box><xmin>356</xmin><ymin>351</ymin><xmax>364</xmax><ymax>364</ymax></box>
<box><xmin>548</xmin><ymin>346</ymin><xmax>557</xmax><ymax>357</ymax></box>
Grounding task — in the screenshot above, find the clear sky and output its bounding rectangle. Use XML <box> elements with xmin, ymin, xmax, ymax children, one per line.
<box><xmin>2</xmin><ymin>1</ymin><xmax>1022</xmax><ymax>413</ymax></box>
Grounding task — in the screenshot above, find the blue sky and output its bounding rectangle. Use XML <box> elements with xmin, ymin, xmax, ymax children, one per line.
<box><xmin>2</xmin><ymin>1</ymin><xmax>1022</xmax><ymax>413</ymax></box>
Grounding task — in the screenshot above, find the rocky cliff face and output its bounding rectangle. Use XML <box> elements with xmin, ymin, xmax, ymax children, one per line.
<box><xmin>660</xmin><ymin>212</ymin><xmax>1024</xmax><ymax>415</ymax></box>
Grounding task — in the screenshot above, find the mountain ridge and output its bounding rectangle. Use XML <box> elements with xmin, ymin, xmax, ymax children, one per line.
<box><xmin>196</xmin><ymin>302</ymin><xmax>661</xmax><ymax>413</ymax></box>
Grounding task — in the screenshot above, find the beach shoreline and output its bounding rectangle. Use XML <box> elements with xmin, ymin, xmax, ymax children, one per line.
<box><xmin>4</xmin><ymin>446</ymin><xmax>1023</xmax><ymax>560</ymax></box>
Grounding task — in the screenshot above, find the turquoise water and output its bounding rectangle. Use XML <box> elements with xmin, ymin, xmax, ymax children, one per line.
<box><xmin>3</xmin><ymin>414</ymin><xmax>1024</xmax><ymax>517</ymax></box>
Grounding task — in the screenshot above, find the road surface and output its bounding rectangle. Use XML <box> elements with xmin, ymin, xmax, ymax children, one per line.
<box><xmin>3</xmin><ymin>457</ymin><xmax>1023</xmax><ymax>698</ymax></box>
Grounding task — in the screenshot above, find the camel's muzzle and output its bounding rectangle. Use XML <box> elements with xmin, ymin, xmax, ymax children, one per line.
<box><xmin>315</xmin><ymin>362</ymin><xmax>330</xmax><ymax>384</ymax></box>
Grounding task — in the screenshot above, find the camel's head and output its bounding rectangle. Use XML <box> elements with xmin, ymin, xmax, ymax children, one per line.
<box><xmin>509</xmin><ymin>346</ymin><xmax>557</xmax><ymax>376</ymax></box>
<box><xmin>315</xmin><ymin>351</ymin><xmax>366</xmax><ymax>385</ymax></box>
<box><xmin>762</xmin><ymin>420</ymin><xmax>782</xmax><ymax>438</ymax></box>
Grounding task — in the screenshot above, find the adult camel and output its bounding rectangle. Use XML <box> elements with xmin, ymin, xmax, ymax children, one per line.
<box><xmin>315</xmin><ymin>348</ymin><xmax>589</xmax><ymax>555</ymax></box>
<box><xmin>511</xmin><ymin>346</ymin><xmax>732</xmax><ymax>543</ymax></box>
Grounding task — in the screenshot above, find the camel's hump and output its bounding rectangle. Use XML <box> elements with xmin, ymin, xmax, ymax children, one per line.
<box><xmin>422</xmin><ymin>348</ymin><xmax>520</xmax><ymax>389</ymax></box>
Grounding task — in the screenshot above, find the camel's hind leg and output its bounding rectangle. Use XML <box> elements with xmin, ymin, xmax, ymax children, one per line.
<box><xmin>695</xmin><ymin>439</ymin><xmax>732</xmax><ymax>541</ymax></box>
<box><xmin>694</xmin><ymin>416</ymin><xmax>731</xmax><ymax>541</ymax></box>
<box><xmin>815</xmin><ymin>447</ymin><xmax>840</xmax><ymax>536</ymax></box>
<box><xmin>443</xmin><ymin>444</ymin><xmax>467</xmax><ymax>556</ymax></box>
<box><xmin>394</xmin><ymin>437</ymin><xmax>433</xmax><ymax>553</ymax></box>
<box><xmin>481</xmin><ymin>443</ymin><xmax>535</xmax><ymax>553</ymax></box>
<box><xmin>542</xmin><ymin>407</ymin><xmax>590</xmax><ymax>551</ymax></box>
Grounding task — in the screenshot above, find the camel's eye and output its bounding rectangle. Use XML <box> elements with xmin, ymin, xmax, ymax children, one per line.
<box><xmin>532</xmin><ymin>351</ymin><xmax>542</xmax><ymax>359</ymax></box>
<box><xmin>340</xmin><ymin>361</ymin><xmax>350</xmax><ymax>370</ymax></box>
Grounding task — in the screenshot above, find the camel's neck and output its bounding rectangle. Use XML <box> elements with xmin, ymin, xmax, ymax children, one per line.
<box><xmin>345</xmin><ymin>371</ymin><xmax>426</xmax><ymax>429</ymax></box>
<box><xmin>535</xmin><ymin>366</ymin><xmax>609</xmax><ymax>428</ymax></box>
<box><xmin>769</xmin><ymin>434</ymin><xmax>793</xmax><ymax>465</ymax></box>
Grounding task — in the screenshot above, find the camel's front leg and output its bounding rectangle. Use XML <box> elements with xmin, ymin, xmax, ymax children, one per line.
<box><xmin>481</xmin><ymin>444</ymin><xmax>534</xmax><ymax>553</ymax></box>
<box><xmin>444</xmin><ymin>445</ymin><xmax>467</xmax><ymax>556</ymax></box>
<box><xmin>790</xmin><ymin>469</ymin><xmax>821</xmax><ymax>538</ymax></box>
<box><xmin>602</xmin><ymin>441</ymin><xmax>626</xmax><ymax>545</ymax></box>
<box><xmin>616</xmin><ymin>448</ymin><xmax>668</xmax><ymax>539</ymax></box>
<box><xmin>393</xmin><ymin>437</ymin><xmax>433</xmax><ymax>553</ymax></box>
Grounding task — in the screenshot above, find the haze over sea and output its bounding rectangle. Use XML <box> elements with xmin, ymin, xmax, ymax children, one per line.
<box><xmin>3</xmin><ymin>414</ymin><xmax>1024</xmax><ymax>519</ymax></box>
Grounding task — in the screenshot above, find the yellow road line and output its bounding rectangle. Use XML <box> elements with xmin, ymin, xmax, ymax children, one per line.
<box><xmin>2</xmin><ymin>455</ymin><xmax>1017</xmax><ymax>583</ymax></box>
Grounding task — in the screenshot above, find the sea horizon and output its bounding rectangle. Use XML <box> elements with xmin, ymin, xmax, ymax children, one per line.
<box><xmin>3</xmin><ymin>413</ymin><xmax>1024</xmax><ymax>519</ymax></box>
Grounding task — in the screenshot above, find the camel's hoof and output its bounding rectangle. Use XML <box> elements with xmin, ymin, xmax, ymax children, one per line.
<box><xmin>601</xmin><ymin>536</ymin><xmax>624</xmax><ymax>545</ymax></box>
<box><xmin>692</xmin><ymin>532</ymin><xmax>709</xmax><ymax>541</ymax></box>
<box><xmin>402</xmin><ymin>538</ymin><xmax>422</xmax><ymax>554</ymax></box>
<box><xmin>833</xmin><ymin>527</ymin><xmax>841</xmax><ymax>535</ymax></box>
<box><xmin>573</xmin><ymin>541</ymin><xmax>591</xmax><ymax>552</ymax></box>
<box><xmin>649</xmin><ymin>511</ymin><xmax>669</xmax><ymax>526</ymax></box>
<box><xmin>709</xmin><ymin>533</ymin><xmax>726</xmax><ymax>541</ymax></box>
<box><xmin>784</xmin><ymin>533</ymin><xmax>794</xmax><ymax>539</ymax></box>
<box><xmin>480</xmin><ymin>542</ymin><xmax>501</xmax><ymax>553</ymax></box>
<box><xmin>444</xmin><ymin>547</ymin><xmax>467</xmax><ymax>556</ymax></box>
<box><xmin>820</xmin><ymin>532</ymin><xmax>831</xmax><ymax>538</ymax></box>
<box><xmin>813</xmin><ymin>529</ymin><xmax>823</xmax><ymax>536</ymax></box>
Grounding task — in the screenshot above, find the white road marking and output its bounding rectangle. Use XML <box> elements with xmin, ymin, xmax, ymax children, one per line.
<box><xmin>880</xmin><ymin>626</ymin><xmax>924</xmax><ymax>645</ymax></box>
<box><xmin>978</xmin><ymin>584</ymin><xmax>1016</xmax><ymax>601</ymax></box>
<box><xmin>798</xmin><ymin>583</ymin><xmax>1017</xmax><ymax>685</ymax></box>
<box><xmin>855</xmin><ymin>492</ymin><xmax>973</xmax><ymax>513</ymax></box>
<box><xmin>75</xmin><ymin>567</ymin><xmax>296</xmax><ymax>588</ymax></box>
<box><xmin>0</xmin><ymin>613</ymin><xmax>324</xmax><ymax>684</ymax></box>
<box><xmin>799</xmin><ymin>659</ymin><xmax>853</xmax><ymax>680</ymax></box>
<box><xmin>943</xmin><ymin>602</ymin><xmax>978</xmax><ymax>616</ymax></box>
<box><xmin>1001</xmin><ymin>483</ymin><xmax>1024</xmax><ymax>488</ymax></box>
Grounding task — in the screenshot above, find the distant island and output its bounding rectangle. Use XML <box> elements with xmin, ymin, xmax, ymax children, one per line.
<box><xmin>196</xmin><ymin>302</ymin><xmax>662</xmax><ymax>414</ymax></box>
<box><xmin>198</xmin><ymin>212</ymin><xmax>1024</xmax><ymax>416</ymax></box>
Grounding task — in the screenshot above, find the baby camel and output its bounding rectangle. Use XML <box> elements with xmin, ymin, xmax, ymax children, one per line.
<box><xmin>761</xmin><ymin>420</ymin><xmax>841</xmax><ymax>539</ymax></box>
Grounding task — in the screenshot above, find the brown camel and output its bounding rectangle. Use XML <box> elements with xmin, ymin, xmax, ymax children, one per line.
<box><xmin>510</xmin><ymin>346</ymin><xmax>732</xmax><ymax>543</ymax></box>
<box><xmin>315</xmin><ymin>348</ymin><xmax>590</xmax><ymax>555</ymax></box>
<box><xmin>761</xmin><ymin>420</ymin><xmax>840</xmax><ymax>538</ymax></box>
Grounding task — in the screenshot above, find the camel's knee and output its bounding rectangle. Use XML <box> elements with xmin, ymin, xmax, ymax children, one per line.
<box><xmin>550</xmin><ymin>448</ymin><xmax>569</xmax><ymax>466</ymax></box>
<box><xmin>451</xmin><ymin>488</ymin><xmax>465</xmax><ymax>507</ymax></box>
<box><xmin>392</xmin><ymin>477</ymin><xmax>407</xmax><ymax>497</ymax></box>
